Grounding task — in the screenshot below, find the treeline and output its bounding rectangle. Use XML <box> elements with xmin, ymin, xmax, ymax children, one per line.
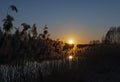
<box><xmin>89</xmin><ymin>26</ymin><xmax>120</xmax><ymax>45</ymax></box>
<box><xmin>103</xmin><ymin>26</ymin><xmax>120</xmax><ymax>44</ymax></box>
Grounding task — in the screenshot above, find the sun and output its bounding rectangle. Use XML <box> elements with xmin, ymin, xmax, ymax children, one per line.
<box><xmin>68</xmin><ymin>39</ymin><xmax>74</xmax><ymax>44</ymax></box>
<box><xmin>68</xmin><ymin>55</ymin><xmax>73</xmax><ymax>60</ymax></box>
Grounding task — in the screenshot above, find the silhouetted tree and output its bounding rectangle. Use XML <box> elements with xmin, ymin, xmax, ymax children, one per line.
<box><xmin>89</xmin><ymin>40</ymin><xmax>100</xmax><ymax>45</ymax></box>
<box><xmin>104</xmin><ymin>26</ymin><xmax>120</xmax><ymax>44</ymax></box>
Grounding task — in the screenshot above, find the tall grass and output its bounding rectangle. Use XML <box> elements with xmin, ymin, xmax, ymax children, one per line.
<box><xmin>0</xmin><ymin>57</ymin><xmax>80</xmax><ymax>82</ymax></box>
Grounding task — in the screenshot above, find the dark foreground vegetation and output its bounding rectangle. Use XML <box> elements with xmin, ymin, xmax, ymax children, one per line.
<box><xmin>44</xmin><ymin>44</ymin><xmax>120</xmax><ymax>82</ymax></box>
<box><xmin>0</xmin><ymin>5</ymin><xmax>76</xmax><ymax>64</ymax></box>
<box><xmin>0</xmin><ymin>5</ymin><xmax>120</xmax><ymax>82</ymax></box>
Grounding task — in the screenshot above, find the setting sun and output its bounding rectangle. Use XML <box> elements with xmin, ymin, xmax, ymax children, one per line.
<box><xmin>68</xmin><ymin>39</ymin><xmax>74</xmax><ymax>44</ymax></box>
<box><xmin>68</xmin><ymin>55</ymin><xmax>73</xmax><ymax>60</ymax></box>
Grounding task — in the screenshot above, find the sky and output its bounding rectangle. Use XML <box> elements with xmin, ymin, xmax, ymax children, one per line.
<box><xmin>1</xmin><ymin>0</ymin><xmax>120</xmax><ymax>44</ymax></box>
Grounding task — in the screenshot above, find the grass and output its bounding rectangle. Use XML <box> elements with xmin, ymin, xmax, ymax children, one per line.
<box><xmin>43</xmin><ymin>44</ymin><xmax>120</xmax><ymax>82</ymax></box>
<box><xmin>0</xmin><ymin>44</ymin><xmax>120</xmax><ymax>82</ymax></box>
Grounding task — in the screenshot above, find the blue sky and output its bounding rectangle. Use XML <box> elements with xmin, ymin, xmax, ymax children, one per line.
<box><xmin>1</xmin><ymin>0</ymin><xmax>120</xmax><ymax>43</ymax></box>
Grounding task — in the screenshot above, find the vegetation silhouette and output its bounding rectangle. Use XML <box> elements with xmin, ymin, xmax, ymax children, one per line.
<box><xmin>0</xmin><ymin>5</ymin><xmax>74</xmax><ymax>64</ymax></box>
<box><xmin>0</xmin><ymin>5</ymin><xmax>120</xmax><ymax>82</ymax></box>
<box><xmin>3</xmin><ymin>5</ymin><xmax>18</xmax><ymax>33</ymax></box>
<box><xmin>103</xmin><ymin>26</ymin><xmax>120</xmax><ymax>44</ymax></box>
